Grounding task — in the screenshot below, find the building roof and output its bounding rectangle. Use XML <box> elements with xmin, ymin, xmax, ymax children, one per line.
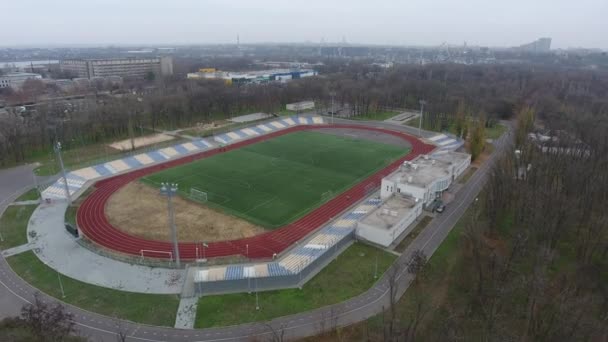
<box><xmin>360</xmin><ymin>195</ymin><xmax>419</xmax><ymax>230</ymax></box>
<box><xmin>386</xmin><ymin>152</ymin><xmax>470</xmax><ymax>188</ymax></box>
<box><xmin>2</xmin><ymin>72</ymin><xmax>42</xmax><ymax>78</ymax></box>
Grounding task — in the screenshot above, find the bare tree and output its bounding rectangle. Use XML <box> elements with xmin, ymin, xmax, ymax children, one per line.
<box><xmin>21</xmin><ymin>292</ymin><xmax>75</xmax><ymax>342</ymax></box>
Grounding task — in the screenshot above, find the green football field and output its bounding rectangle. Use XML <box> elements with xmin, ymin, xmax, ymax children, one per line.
<box><xmin>142</xmin><ymin>131</ymin><xmax>409</xmax><ymax>228</ymax></box>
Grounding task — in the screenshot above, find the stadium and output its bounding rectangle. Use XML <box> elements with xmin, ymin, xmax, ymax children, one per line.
<box><xmin>60</xmin><ymin>117</ymin><xmax>435</xmax><ymax>260</ymax></box>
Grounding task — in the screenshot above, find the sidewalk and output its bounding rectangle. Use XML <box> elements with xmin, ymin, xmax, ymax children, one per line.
<box><xmin>27</xmin><ymin>201</ymin><xmax>184</xmax><ymax>294</ymax></box>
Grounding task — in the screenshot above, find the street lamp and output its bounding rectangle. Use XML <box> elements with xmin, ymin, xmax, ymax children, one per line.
<box><xmin>160</xmin><ymin>182</ymin><xmax>181</xmax><ymax>267</ymax></box>
<box><xmin>418</xmin><ymin>100</ymin><xmax>427</xmax><ymax>137</ymax></box>
<box><xmin>54</xmin><ymin>142</ymin><xmax>72</xmax><ymax>204</ymax></box>
<box><xmin>329</xmin><ymin>91</ymin><xmax>336</xmax><ymax>124</ymax></box>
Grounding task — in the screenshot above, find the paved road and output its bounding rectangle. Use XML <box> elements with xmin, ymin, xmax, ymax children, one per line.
<box><xmin>0</xmin><ymin>122</ymin><xmax>513</xmax><ymax>341</ymax></box>
<box><xmin>0</xmin><ymin>164</ymin><xmax>39</xmax><ymax>319</ymax></box>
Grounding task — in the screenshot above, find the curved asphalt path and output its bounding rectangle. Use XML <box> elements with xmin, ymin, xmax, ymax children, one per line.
<box><xmin>0</xmin><ymin>121</ymin><xmax>513</xmax><ymax>341</ymax></box>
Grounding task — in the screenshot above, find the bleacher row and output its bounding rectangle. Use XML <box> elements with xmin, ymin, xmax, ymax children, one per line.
<box><xmin>193</xmin><ymin>197</ymin><xmax>382</xmax><ymax>283</ymax></box>
<box><xmin>427</xmin><ymin>133</ymin><xmax>464</xmax><ymax>153</ymax></box>
<box><xmin>213</xmin><ymin>116</ymin><xmax>323</xmax><ymax>145</ymax></box>
<box><xmin>41</xmin><ymin>115</ymin><xmax>324</xmax><ymax>200</ymax></box>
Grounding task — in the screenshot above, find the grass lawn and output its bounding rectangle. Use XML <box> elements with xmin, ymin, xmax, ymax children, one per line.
<box><xmin>458</xmin><ymin>167</ymin><xmax>478</xmax><ymax>184</ymax></box>
<box><xmin>15</xmin><ymin>189</ymin><xmax>39</xmax><ymax>202</ymax></box>
<box><xmin>0</xmin><ymin>205</ymin><xmax>36</xmax><ymax>250</ymax></box>
<box><xmin>143</xmin><ymin>131</ymin><xmax>408</xmax><ymax>228</ymax></box>
<box><xmin>395</xmin><ymin>215</ymin><xmax>433</xmax><ymax>253</ymax></box>
<box><xmin>6</xmin><ymin>251</ymin><xmax>179</xmax><ymax>326</ymax></box>
<box><xmin>195</xmin><ymin>242</ymin><xmax>396</xmax><ymax>328</ymax></box>
<box><xmin>350</xmin><ymin>111</ymin><xmax>399</xmax><ymax>121</ymax></box>
<box><xmin>403</xmin><ymin>117</ymin><xmax>419</xmax><ymax>127</ymax></box>
<box><xmin>485</xmin><ymin>123</ymin><xmax>507</xmax><ymax>140</ymax></box>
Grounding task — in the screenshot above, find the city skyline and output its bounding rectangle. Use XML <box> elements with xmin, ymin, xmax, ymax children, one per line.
<box><xmin>3</xmin><ymin>0</ymin><xmax>608</xmax><ymax>50</ymax></box>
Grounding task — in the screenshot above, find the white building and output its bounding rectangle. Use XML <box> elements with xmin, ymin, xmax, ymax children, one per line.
<box><xmin>187</xmin><ymin>69</ymin><xmax>317</xmax><ymax>84</ymax></box>
<box><xmin>60</xmin><ymin>57</ymin><xmax>173</xmax><ymax>79</ymax></box>
<box><xmin>380</xmin><ymin>152</ymin><xmax>471</xmax><ymax>207</ymax></box>
<box><xmin>0</xmin><ymin>72</ymin><xmax>42</xmax><ymax>89</ymax></box>
<box><xmin>356</xmin><ymin>151</ymin><xmax>470</xmax><ymax>247</ymax></box>
<box><xmin>356</xmin><ymin>195</ymin><xmax>422</xmax><ymax>247</ymax></box>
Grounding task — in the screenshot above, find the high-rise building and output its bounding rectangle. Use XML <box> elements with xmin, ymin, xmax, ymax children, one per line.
<box><xmin>518</xmin><ymin>38</ymin><xmax>552</xmax><ymax>53</ymax></box>
<box><xmin>60</xmin><ymin>56</ymin><xmax>173</xmax><ymax>79</ymax></box>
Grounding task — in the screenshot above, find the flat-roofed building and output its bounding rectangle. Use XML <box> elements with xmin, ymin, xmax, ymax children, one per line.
<box><xmin>356</xmin><ymin>194</ymin><xmax>422</xmax><ymax>247</ymax></box>
<box><xmin>60</xmin><ymin>56</ymin><xmax>173</xmax><ymax>79</ymax></box>
<box><xmin>380</xmin><ymin>152</ymin><xmax>471</xmax><ymax>207</ymax></box>
<box><xmin>0</xmin><ymin>72</ymin><xmax>42</xmax><ymax>89</ymax></box>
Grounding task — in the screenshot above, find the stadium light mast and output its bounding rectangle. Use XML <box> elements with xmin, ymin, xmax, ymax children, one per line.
<box><xmin>418</xmin><ymin>100</ymin><xmax>426</xmax><ymax>137</ymax></box>
<box><xmin>160</xmin><ymin>182</ymin><xmax>181</xmax><ymax>267</ymax></box>
<box><xmin>54</xmin><ymin>141</ymin><xmax>72</xmax><ymax>205</ymax></box>
<box><xmin>329</xmin><ymin>91</ymin><xmax>336</xmax><ymax>124</ymax></box>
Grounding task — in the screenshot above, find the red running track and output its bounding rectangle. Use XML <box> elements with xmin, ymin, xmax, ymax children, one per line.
<box><xmin>77</xmin><ymin>124</ymin><xmax>436</xmax><ymax>260</ymax></box>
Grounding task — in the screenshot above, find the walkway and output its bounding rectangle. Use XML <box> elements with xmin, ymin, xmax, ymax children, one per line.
<box><xmin>175</xmin><ymin>297</ymin><xmax>198</xmax><ymax>329</ymax></box>
<box><xmin>28</xmin><ymin>201</ymin><xmax>183</xmax><ymax>294</ymax></box>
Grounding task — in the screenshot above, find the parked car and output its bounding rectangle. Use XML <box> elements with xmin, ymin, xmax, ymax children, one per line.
<box><xmin>435</xmin><ymin>201</ymin><xmax>446</xmax><ymax>213</ymax></box>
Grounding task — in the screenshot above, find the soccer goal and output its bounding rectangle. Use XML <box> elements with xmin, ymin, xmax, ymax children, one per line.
<box><xmin>190</xmin><ymin>188</ymin><xmax>208</xmax><ymax>202</ymax></box>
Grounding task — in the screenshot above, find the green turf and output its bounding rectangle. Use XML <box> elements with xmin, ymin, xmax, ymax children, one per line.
<box><xmin>143</xmin><ymin>131</ymin><xmax>409</xmax><ymax>228</ymax></box>
<box><xmin>0</xmin><ymin>205</ymin><xmax>36</xmax><ymax>250</ymax></box>
<box><xmin>194</xmin><ymin>242</ymin><xmax>396</xmax><ymax>328</ymax></box>
<box><xmin>6</xmin><ymin>251</ymin><xmax>179</xmax><ymax>326</ymax></box>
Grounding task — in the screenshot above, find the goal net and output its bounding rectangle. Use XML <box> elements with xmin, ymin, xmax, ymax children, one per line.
<box><xmin>190</xmin><ymin>188</ymin><xmax>208</xmax><ymax>202</ymax></box>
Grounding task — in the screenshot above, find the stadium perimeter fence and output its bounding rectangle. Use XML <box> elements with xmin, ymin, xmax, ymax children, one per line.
<box><xmin>182</xmin><ymin>231</ymin><xmax>355</xmax><ymax>297</ymax></box>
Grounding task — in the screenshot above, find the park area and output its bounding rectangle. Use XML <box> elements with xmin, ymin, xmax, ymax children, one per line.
<box><xmin>135</xmin><ymin>131</ymin><xmax>408</xmax><ymax>230</ymax></box>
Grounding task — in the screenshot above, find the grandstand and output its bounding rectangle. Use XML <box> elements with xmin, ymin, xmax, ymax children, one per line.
<box><xmin>189</xmin><ymin>196</ymin><xmax>384</xmax><ymax>295</ymax></box>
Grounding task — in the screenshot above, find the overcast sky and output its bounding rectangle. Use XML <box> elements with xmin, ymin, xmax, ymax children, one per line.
<box><xmin>3</xmin><ymin>0</ymin><xmax>607</xmax><ymax>49</ymax></box>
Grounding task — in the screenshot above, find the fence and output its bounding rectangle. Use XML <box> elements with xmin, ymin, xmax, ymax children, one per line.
<box><xmin>183</xmin><ymin>231</ymin><xmax>355</xmax><ymax>297</ymax></box>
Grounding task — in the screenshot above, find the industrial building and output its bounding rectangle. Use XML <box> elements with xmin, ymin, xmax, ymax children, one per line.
<box><xmin>187</xmin><ymin>68</ymin><xmax>317</xmax><ymax>84</ymax></box>
<box><xmin>356</xmin><ymin>151</ymin><xmax>470</xmax><ymax>247</ymax></box>
<box><xmin>0</xmin><ymin>72</ymin><xmax>42</xmax><ymax>89</ymax></box>
<box><xmin>60</xmin><ymin>56</ymin><xmax>173</xmax><ymax>79</ymax></box>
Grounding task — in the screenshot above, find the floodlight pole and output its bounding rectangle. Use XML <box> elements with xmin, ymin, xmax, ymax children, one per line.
<box><xmin>374</xmin><ymin>253</ymin><xmax>378</xmax><ymax>279</ymax></box>
<box><xmin>418</xmin><ymin>100</ymin><xmax>426</xmax><ymax>137</ymax></box>
<box><xmin>32</xmin><ymin>168</ymin><xmax>40</xmax><ymax>201</ymax></box>
<box><xmin>255</xmin><ymin>278</ymin><xmax>260</xmax><ymax>310</ymax></box>
<box><xmin>160</xmin><ymin>182</ymin><xmax>181</xmax><ymax>267</ymax></box>
<box><xmin>329</xmin><ymin>91</ymin><xmax>336</xmax><ymax>124</ymax></box>
<box><xmin>54</xmin><ymin>141</ymin><xmax>72</xmax><ymax>204</ymax></box>
<box><xmin>57</xmin><ymin>272</ymin><xmax>66</xmax><ymax>298</ymax></box>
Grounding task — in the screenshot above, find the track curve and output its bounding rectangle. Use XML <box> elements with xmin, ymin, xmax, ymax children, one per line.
<box><xmin>77</xmin><ymin>124</ymin><xmax>435</xmax><ymax>260</ymax></box>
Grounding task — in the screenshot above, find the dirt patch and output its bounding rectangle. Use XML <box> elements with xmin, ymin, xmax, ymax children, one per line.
<box><xmin>314</xmin><ymin>127</ymin><xmax>413</xmax><ymax>148</ymax></box>
<box><xmin>108</xmin><ymin>133</ymin><xmax>175</xmax><ymax>151</ymax></box>
<box><xmin>105</xmin><ymin>182</ymin><xmax>266</xmax><ymax>242</ymax></box>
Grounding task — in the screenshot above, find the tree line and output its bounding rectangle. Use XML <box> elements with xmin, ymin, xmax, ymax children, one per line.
<box><xmin>1</xmin><ymin>62</ymin><xmax>607</xmax><ymax>168</ymax></box>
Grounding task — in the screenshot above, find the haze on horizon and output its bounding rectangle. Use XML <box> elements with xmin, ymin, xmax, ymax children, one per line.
<box><xmin>3</xmin><ymin>0</ymin><xmax>607</xmax><ymax>49</ymax></box>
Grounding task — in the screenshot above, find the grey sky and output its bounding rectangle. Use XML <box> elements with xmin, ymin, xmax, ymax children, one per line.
<box><xmin>4</xmin><ymin>0</ymin><xmax>607</xmax><ymax>49</ymax></box>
